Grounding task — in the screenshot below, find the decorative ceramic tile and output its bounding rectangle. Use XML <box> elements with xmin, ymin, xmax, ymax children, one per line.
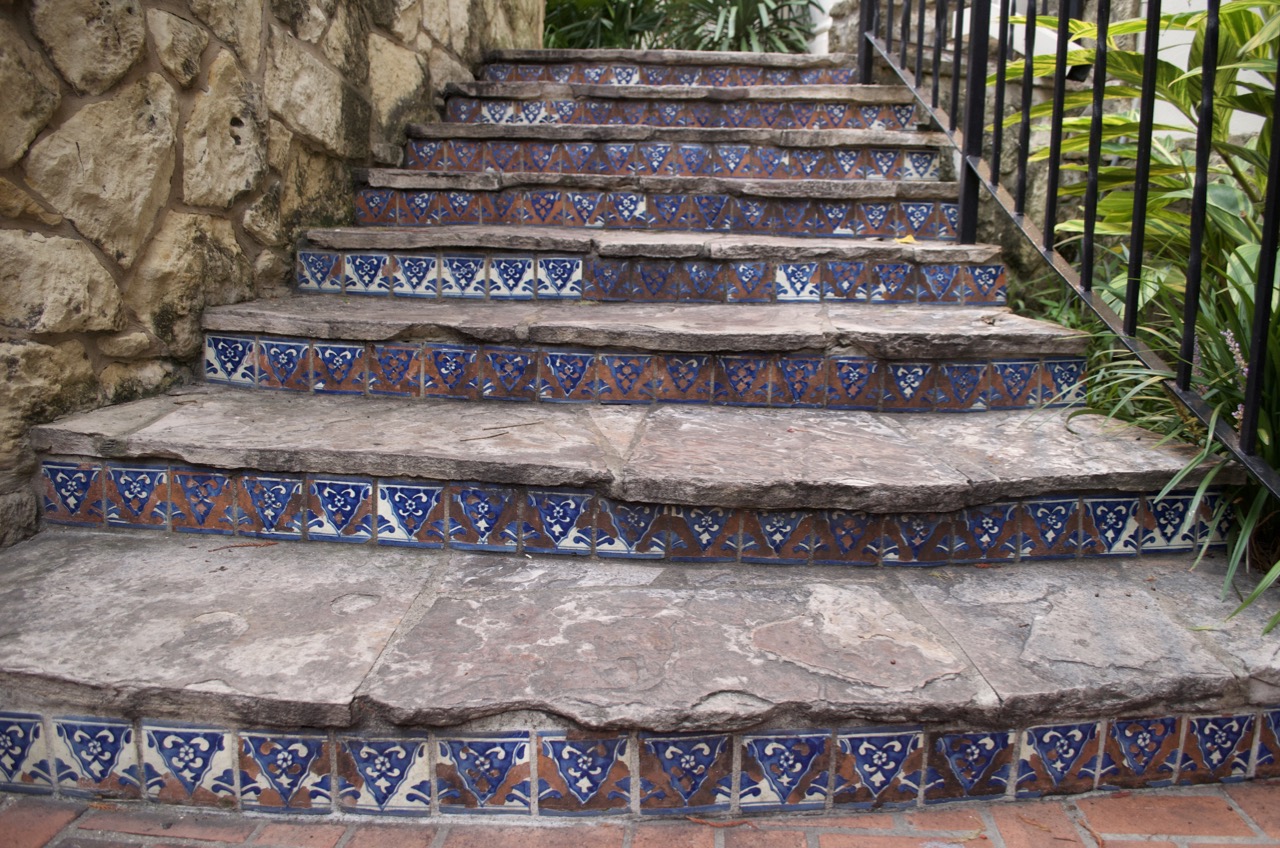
<box><xmin>936</xmin><ymin>363</ymin><xmax>987</xmax><ymax>412</ymax></box>
<box><xmin>205</xmin><ymin>335</ymin><xmax>256</xmax><ymax>385</ymax></box>
<box><xmin>639</xmin><ymin>734</ymin><xmax>731</xmax><ymax>814</ymax></box>
<box><xmin>171</xmin><ymin>468</ymin><xmax>237</xmax><ymax>535</ymax></box>
<box><xmin>653</xmin><ymin>354</ymin><xmax>713</xmax><ymax>404</ymax></box>
<box><xmin>297</xmin><ymin>250</ymin><xmax>342</xmax><ymax>293</ymax></box>
<box><xmin>823</xmin><ymin>261</ymin><xmax>867</xmax><ymax>300</ymax></box>
<box><xmin>307</xmin><ymin>476</ymin><xmax>374</xmax><ymax>543</ymax></box>
<box><xmin>406</xmin><ymin>139</ymin><xmax>445</xmax><ymax>169</ymax></box>
<box><xmin>596</xmin><ymin>354</ymin><xmax>654</xmax><ymax>404</ymax></box>
<box><xmin>924</xmin><ymin>731</ymin><xmax>1013</xmax><ymax>803</ymax></box>
<box><xmin>236</xmin><ymin>474</ymin><xmax>305</xmax><ymax>539</ymax></box>
<box><xmin>392</xmin><ymin>255</ymin><xmax>439</xmax><ymax>298</ymax></box>
<box><xmin>831</xmin><ymin>728</ymin><xmax>923</xmax><ymax>809</ymax></box>
<box><xmin>1179</xmin><ymin>714</ymin><xmax>1254</xmax><ymax>785</ymax></box>
<box><xmin>1016</xmin><ymin>722</ymin><xmax>1100</xmax><ymax>798</ymax></box>
<box><xmin>725</xmin><ymin>261</ymin><xmax>773</xmax><ymax>302</ymax></box>
<box><xmin>523</xmin><ymin>490</ymin><xmax>595</xmax><ymax>555</ymax></box>
<box><xmin>918</xmin><ymin>264</ymin><xmax>962</xmax><ymax>302</ymax></box>
<box><xmin>827</xmin><ymin>358</ymin><xmax>882</xmax><ymax>410</ymax></box>
<box><xmin>441</xmin><ymin>255</ymin><xmax>488</xmax><ymax>298</ymax></box>
<box><xmin>882</xmin><ymin>363</ymin><xmax>935</xmax><ymax>412</ymax></box>
<box><xmin>336</xmin><ymin>735</ymin><xmax>433</xmax><ymax>816</ymax></box>
<box><xmin>369</xmin><ymin>344</ymin><xmax>422</xmax><ymax>397</ymax></box>
<box><xmin>104</xmin><ymin>464</ymin><xmax>169</xmax><ymax>528</ymax></box>
<box><xmin>436</xmin><ymin>733</ymin><xmax>532</xmax><ymax>813</ymax></box>
<box><xmin>775</xmin><ymin>263</ymin><xmax>820</xmax><ymax>302</ymax></box>
<box><xmin>240</xmin><ymin>732</ymin><xmax>331</xmax><ymax>812</ymax></box>
<box><xmin>537</xmin><ymin>733</ymin><xmax>630</xmax><ymax>815</ymax></box>
<box><xmin>951</xmin><ymin>503</ymin><xmax>1021</xmax><ymax>563</ymax></box>
<box><xmin>447</xmin><ymin>483</ymin><xmax>520</xmax><ymax>551</ymax></box>
<box><xmin>881</xmin><ymin>513</ymin><xmax>951</xmax><ymax>564</ymax></box>
<box><xmin>52</xmin><ymin>717</ymin><xmax>140</xmax><ymax>798</ymax></box>
<box><xmin>1142</xmin><ymin>493</ymin><xmax>1199</xmax><ymax>553</ymax></box>
<box><xmin>595</xmin><ymin>499</ymin><xmax>665</xmax><ymax>558</ymax></box>
<box><xmin>812</xmin><ymin>511</ymin><xmax>882</xmax><ymax>565</ymax></box>
<box><xmin>662</xmin><ymin>506</ymin><xmax>741</xmax><ymax>562</ymax></box>
<box><xmin>539</xmin><ymin>350</ymin><xmax>595</xmax><ymax>403</ymax></box>
<box><xmin>41</xmin><ymin>460</ymin><xmax>103</xmax><ymax>525</ymax></box>
<box><xmin>377</xmin><ymin>480</ymin><xmax>447</xmax><ymax>548</ymax></box>
<box><xmin>688</xmin><ymin>194</ymin><xmax>731</xmax><ymax>231</ymax></box>
<box><xmin>868</xmin><ymin>263</ymin><xmax>913</xmax><ymax>303</ymax></box>
<box><xmin>680</xmin><ymin>261</ymin><xmax>726</xmax><ymax>301</ymax></box>
<box><xmin>1098</xmin><ymin>717</ymin><xmax>1181</xmax><ymax>789</ymax></box>
<box><xmin>989</xmin><ymin>360</ymin><xmax>1041</xmax><ymax>409</ymax></box>
<box><xmin>528</xmin><ymin>189</ymin><xmax>565</xmax><ymax>226</ymax></box>
<box><xmin>965</xmin><ymin>265</ymin><xmax>1007</xmax><ymax>303</ymax></box>
<box><xmin>312</xmin><ymin>342</ymin><xmax>367</xmax><ymax>394</ymax></box>
<box><xmin>355</xmin><ymin>189</ymin><xmax>399</xmax><ymax>226</ymax></box>
<box><xmin>537</xmin><ymin>257</ymin><xmax>583</xmax><ymax>299</ymax></box>
<box><xmin>0</xmin><ymin>712</ymin><xmax>52</xmax><ymax>794</ymax></box>
<box><xmin>344</xmin><ymin>253</ymin><xmax>394</xmax><ymax>296</ymax></box>
<box><xmin>142</xmin><ymin>722</ymin><xmax>235</xmax><ymax>805</ymax></box>
<box><xmin>1043</xmin><ymin>358</ymin><xmax>1085</xmax><ymax>405</ymax></box>
<box><xmin>433</xmin><ymin>190</ymin><xmax>481</xmax><ymax>225</ymax></box>
<box><xmin>1020</xmin><ymin>497</ymin><xmax>1081</xmax><ymax>559</ymax></box>
<box><xmin>485</xmin><ymin>191</ymin><xmax>527</xmax><ymax>226</ymax></box>
<box><xmin>716</xmin><ymin>355</ymin><xmax>773</xmax><ymax>406</ymax></box>
<box><xmin>564</xmin><ymin>191</ymin><xmax>605</xmax><ymax>228</ymax></box>
<box><xmin>423</xmin><ymin>344</ymin><xmax>479</xmax><ymax>400</ymax></box>
<box><xmin>584</xmin><ymin>257</ymin><xmax>630</xmax><ymax>300</ymax></box>
<box><xmin>632</xmin><ymin>261</ymin><xmax>680</xmax><ymax>301</ymax></box>
<box><xmin>482</xmin><ymin>347</ymin><xmax>538</xmax><ymax>402</ymax></box>
<box><xmin>257</xmin><ymin>337</ymin><xmax>313</xmax><ymax>392</ymax></box>
<box><xmin>739</xmin><ymin>733</ymin><xmax>829</xmax><ymax>811</ymax></box>
<box><xmin>401</xmin><ymin>191</ymin><xmax>435</xmax><ymax>226</ymax></box>
<box><xmin>1254</xmin><ymin>708</ymin><xmax>1280</xmax><ymax>778</ymax></box>
<box><xmin>1081</xmin><ymin>495</ymin><xmax>1143</xmax><ymax>556</ymax></box>
<box><xmin>490</xmin><ymin>256</ymin><xmax>535</xmax><ymax>300</ymax></box>
<box><xmin>741</xmin><ymin>510</ymin><xmax>817</xmax><ymax>564</ymax></box>
<box><xmin>773</xmin><ymin>357</ymin><xmax>827</xmax><ymax>407</ymax></box>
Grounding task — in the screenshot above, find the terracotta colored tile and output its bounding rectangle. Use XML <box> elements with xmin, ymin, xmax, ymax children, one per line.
<box><xmin>0</xmin><ymin>798</ymin><xmax>84</xmax><ymax>848</ymax></box>
<box><xmin>78</xmin><ymin>809</ymin><xmax>256</xmax><ymax>841</ymax></box>
<box><xmin>536</xmin><ymin>732</ymin><xmax>630</xmax><ymax>814</ymax></box>
<box><xmin>822</xmin><ymin>838</ymin><xmax>985</xmax><ymax>848</ymax></box>
<box><xmin>632</xmin><ymin>823</ymin><xmax>715</xmax><ymax>848</ymax></box>
<box><xmin>1076</xmin><ymin>793</ymin><xmax>1253</xmax><ymax>837</ymax></box>
<box><xmin>801</xmin><ymin>814</ymin><xmax>895</xmax><ymax>829</ymax></box>
<box><xmin>253</xmin><ymin>824</ymin><xmax>347</xmax><ymax>848</ymax></box>
<box><xmin>1227</xmin><ymin>781</ymin><xmax>1280</xmax><ymax>837</ymax></box>
<box><xmin>57</xmin><ymin>839</ymin><xmax>143</xmax><ymax>848</ymax></box>
<box><xmin>900</xmin><ymin>806</ymin><xmax>986</xmax><ymax>831</ymax></box>
<box><xmin>990</xmin><ymin>801</ymin><xmax>1086</xmax><ymax>848</ymax></box>
<box><xmin>723</xmin><ymin>830</ymin><xmax>806</xmax><ymax>848</ymax></box>
<box><xmin>345</xmin><ymin>824</ymin><xmax>437</xmax><ymax>848</ymax></box>
<box><xmin>637</xmin><ymin>733</ymin><xmax>732</xmax><ymax>813</ymax></box>
<box><xmin>438</xmin><ymin>825</ymin><xmax>624</xmax><ymax>847</ymax></box>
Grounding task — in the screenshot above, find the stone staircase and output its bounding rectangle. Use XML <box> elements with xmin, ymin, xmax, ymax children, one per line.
<box><xmin>4</xmin><ymin>48</ymin><xmax>1278</xmax><ymax>822</ymax></box>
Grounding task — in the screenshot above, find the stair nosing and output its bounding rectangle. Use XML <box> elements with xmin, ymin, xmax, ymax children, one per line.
<box><xmin>447</xmin><ymin>81</ymin><xmax>917</xmax><ymax>102</ymax></box>
<box><xmin>484</xmin><ymin>48</ymin><xmax>860</xmax><ymax>66</ymax></box>
<box><xmin>404</xmin><ymin>122</ymin><xmax>951</xmax><ymax>147</ymax></box>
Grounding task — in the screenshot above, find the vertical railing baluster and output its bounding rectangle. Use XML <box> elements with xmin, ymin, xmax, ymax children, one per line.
<box><xmin>990</xmin><ymin>0</ymin><xmax>1013</xmax><ymax>187</ymax></box>
<box><xmin>901</xmin><ymin>0</ymin><xmax>911</xmax><ymax>67</ymax></box>
<box><xmin>1124</xmin><ymin>0</ymin><xmax>1163</xmax><ymax>338</ymax></box>
<box><xmin>1239</xmin><ymin>78</ymin><xmax>1280</xmax><ymax>453</ymax></box>
<box><xmin>959</xmin><ymin>0</ymin><xmax>992</xmax><ymax>243</ymax></box>
<box><xmin>915</xmin><ymin>0</ymin><xmax>927</xmax><ymax>82</ymax></box>
<box><xmin>1080</xmin><ymin>0</ymin><xmax>1111</xmax><ymax>292</ymax></box>
<box><xmin>1177</xmin><ymin>0</ymin><xmax>1219</xmax><ymax>390</ymax></box>
<box><xmin>887</xmin><ymin>0</ymin><xmax>897</xmax><ymax>53</ymax></box>
<box><xmin>858</xmin><ymin>0</ymin><xmax>876</xmax><ymax>84</ymax></box>
<box><xmin>933</xmin><ymin>0</ymin><xmax>947</xmax><ymax>107</ymax></box>
<box><xmin>1043</xmin><ymin>0</ymin><xmax>1075</xmax><ymax>250</ymax></box>
<box><xmin>1015</xmin><ymin>0</ymin><xmax>1037</xmax><ymax>216</ymax></box>
<box><xmin>950</xmin><ymin>0</ymin><xmax>967</xmax><ymax>130</ymax></box>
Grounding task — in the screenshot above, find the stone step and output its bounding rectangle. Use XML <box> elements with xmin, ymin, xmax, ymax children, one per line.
<box><xmin>483</xmin><ymin>47</ymin><xmax>862</xmax><ymax>86</ymax></box>
<box><xmin>444</xmin><ymin>82</ymin><xmax>919</xmax><ymax>130</ymax></box>
<box><xmin>2</xmin><ymin>526</ymin><xmax>1277</xmax><ymax>817</ymax></box>
<box><xmin>407</xmin><ymin>121</ymin><xmax>949</xmax><ymax>147</ymax></box>
<box><xmin>299</xmin><ymin>226</ymin><xmax>1007</xmax><ymax>304</ymax></box>
<box><xmin>201</xmin><ymin>298</ymin><xmax>1086</xmax><ymax>413</ymax></box>
<box><xmin>32</xmin><ymin>387</ymin><xmax>1232</xmax><ymax>565</ymax></box>
<box><xmin>353</xmin><ymin>176</ymin><xmax>959</xmax><ymax>239</ymax></box>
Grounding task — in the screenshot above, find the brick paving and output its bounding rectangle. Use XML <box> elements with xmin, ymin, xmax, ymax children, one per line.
<box><xmin>5</xmin><ymin>783</ymin><xmax>1280</xmax><ymax>848</ymax></box>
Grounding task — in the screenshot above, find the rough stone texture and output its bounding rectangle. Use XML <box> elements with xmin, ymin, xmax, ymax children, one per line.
<box><xmin>125</xmin><ymin>212</ymin><xmax>253</xmax><ymax>358</ymax></box>
<box><xmin>279</xmin><ymin>138</ymin><xmax>352</xmax><ymax>232</ymax></box>
<box><xmin>0</xmin><ymin>19</ymin><xmax>61</xmax><ymax>168</ymax></box>
<box><xmin>272</xmin><ymin>0</ymin><xmax>335</xmax><ymax>42</ymax></box>
<box><xmin>98</xmin><ymin>359</ymin><xmax>183</xmax><ymax>405</ymax></box>
<box><xmin>0</xmin><ymin>528</ymin><xmax>433</xmax><ymax>726</ymax></box>
<box><xmin>390</xmin><ymin>0</ymin><xmax>421</xmax><ymax>42</ymax></box>
<box><xmin>29</xmin><ymin>0</ymin><xmax>145</xmax><ymax>95</ymax></box>
<box><xmin>184</xmin><ymin>50</ymin><xmax>268</xmax><ymax>208</ymax></box>
<box><xmin>368</xmin><ymin>32</ymin><xmax>430</xmax><ymax>145</ymax></box>
<box><xmin>0</xmin><ymin>231</ymin><xmax>125</xmax><ymax>334</ymax></box>
<box><xmin>24</xmin><ymin>74</ymin><xmax>178</xmax><ymax>270</ymax></box>
<box><xmin>446</xmin><ymin>0</ymin><xmax>469</xmax><ymax>55</ymax></box>
<box><xmin>147</xmin><ymin>9</ymin><xmax>209</xmax><ymax>88</ymax></box>
<box><xmin>320</xmin><ymin>0</ymin><xmax>370</xmax><ymax>85</ymax></box>
<box><xmin>0</xmin><ymin>491</ymin><xmax>38</xmax><ymax>548</ymax></box>
<box><xmin>0</xmin><ymin>176</ymin><xmax>62</xmax><ymax>226</ymax></box>
<box><xmin>97</xmin><ymin>331</ymin><xmax>155</xmax><ymax>359</ymax></box>
<box><xmin>252</xmin><ymin>248</ymin><xmax>292</xmax><ymax>297</ymax></box>
<box><xmin>0</xmin><ymin>339</ymin><xmax>96</xmax><ymax>490</ymax></box>
<box><xmin>427</xmin><ymin>44</ymin><xmax>472</xmax><ymax>92</ymax></box>
<box><xmin>421</xmin><ymin>0</ymin><xmax>451</xmax><ymax>48</ymax></box>
<box><xmin>190</xmin><ymin>0</ymin><xmax>263</xmax><ymax>71</ymax></box>
<box><xmin>242</xmin><ymin>181</ymin><xmax>286</xmax><ymax>245</ymax></box>
<box><xmin>266</xmin><ymin>23</ymin><xmax>370</xmax><ymax>159</ymax></box>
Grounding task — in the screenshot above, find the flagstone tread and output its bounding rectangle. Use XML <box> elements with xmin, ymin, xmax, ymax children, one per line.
<box><xmin>447</xmin><ymin>81</ymin><xmax>916</xmax><ymax>103</ymax></box>
<box><xmin>486</xmin><ymin>48</ymin><xmax>860</xmax><ymax>67</ymax></box>
<box><xmin>306</xmin><ymin>225</ymin><xmax>1003</xmax><ymax>262</ymax></box>
<box><xmin>0</xmin><ymin>527</ymin><xmax>1270</xmax><ymax>732</ymax></box>
<box><xmin>363</xmin><ymin>169</ymin><xmax>957</xmax><ymax>199</ymax></box>
<box><xmin>30</xmin><ymin>389</ymin><xmax>1229</xmax><ymax>512</ymax></box>
<box><xmin>405</xmin><ymin>121</ymin><xmax>951</xmax><ymax>147</ymax></box>
<box><xmin>204</xmin><ymin>297</ymin><xmax>1088</xmax><ymax>358</ymax></box>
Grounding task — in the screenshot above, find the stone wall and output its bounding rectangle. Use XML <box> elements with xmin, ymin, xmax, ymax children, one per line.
<box><xmin>0</xmin><ymin>0</ymin><xmax>544</xmax><ymax>547</ymax></box>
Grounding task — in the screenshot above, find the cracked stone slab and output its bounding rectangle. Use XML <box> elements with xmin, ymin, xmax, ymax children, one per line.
<box><xmin>0</xmin><ymin>527</ymin><xmax>436</xmax><ymax>726</ymax></box>
<box><xmin>407</xmin><ymin>121</ymin><xmax>950</xmax><ymax>148</ymax></box>
<box><xmin>909</xmin><ymin>559</ymin><xmax>1244</xmax><ymax>722</ymax></box>
<box><xmin>360</xmin><ymin>562</ymin><xmax>992</xmax><ymax>731</ymax></box>
<box><xmin>449</xmin><ymin>81</ymin><xmax>915</xmax><ymax>104</ymax></box>
<box><xmin>825</xmin><ymin>304</ymin><xmax>1087</xmax><ymax>358</ymax></box>
<box><xmin>486</xmin><ymin>48</ymin><xmax>860</xmax><ymax>67</ymax></box>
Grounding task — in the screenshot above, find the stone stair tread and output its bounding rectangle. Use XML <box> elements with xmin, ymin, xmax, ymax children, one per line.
<box><xmin>204</xmin><ymin>296</ymin><xmax>1088</xmax><ymax>358</ymax></box>
<box><xmin>307</xmin><ymin>225</ymin><xmax>1002</xmax><ymax>262</ymax></box>
<box><xmin>362</xmin><ymin>169</ymin><xmax>956</xmax><ymax>199</ymax></box>
<box><xmin>405</xmin><ymin>122</ymin><xmax>951</xmax><ymax>147</ymax></box>
<box><xmin>486</xmin><ymin>48</ymin><xmax>859</xmax><ymax>67</ymax></box>
<box><xmin>0</xmin><ymin>526</ymin><xmax>1268</xmax><ymax>731</ymax></box>
<box><xmin>31</xmin><ymin>387</ymin><xmax>1226</xmax><ymax>512</ymax></box>
<box><xmin>447</xmin><ymin>81</ymin><xmax>915</xmax><ymax>102</ymax></box>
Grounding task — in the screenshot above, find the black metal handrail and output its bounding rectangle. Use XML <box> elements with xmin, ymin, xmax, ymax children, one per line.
<box><xmin>856</xmin><ymin>0</ymin><xmax>1280</xmax><ymax>500</ymax></box>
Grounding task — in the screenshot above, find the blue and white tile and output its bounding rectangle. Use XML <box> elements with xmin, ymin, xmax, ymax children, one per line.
<box><xmin>376</xmin><ymin>480</ymin><xmax>447</xmax><ymax>548</ymax></box>
<box><xmin>775</xmin><ymin>263</ymin><xmax>820</xmax><ymax>302</ymax></box>
<box><xmin>52</xmin><ymin>716</ymin><xmax>140</xmax><ymax>798</ymax></box>
<box><xmin>831</xmin><ymin>728</ymin><xmax>923</xmax><ymax>809</ymax></box>
<box><xmin>489</xmin><ymin>256</ymin><xmax>535</xmax><ymax>300</ymax></box>
<box><xmin>436</xmin><ymin>733</ymin><xmax>532</xmax><ymax>814</ymax></box>
<box><xmin>307</xmin><ymin>476</ymin><xmax>374</xmax><ymax>542</ymax></box>
<box><xmin>0</xmin><ymin>712</ymin><xmax>52</xmax><ymax>794</ymax></box>
<box><xmin>239</xmin><ymin>732</ymin><xmax>331</xmax><ymax>813</ymax></box>
<box><xmin>344</xmin><ymin>253</ymin><xmax>395</xmax><ymax>295</ymax></box>
<box><xmin>739</xmin><ymin>733</ymin><xmax>829</xmax><ymax>811</ymax></box>
<box><xmin>205</xmin><ymin>335</ymin><xmax>256</xmax><ymax>385</ymax></box>
<box><xmin>537</xmin><ymin>257</ymin><xmax>583</xmax><ymax>299</ymax></box>
<box><xmin>296</xmin><ymin>250</ymin><xmax>342</xmax><ymax>293</ymax></box>
<box><xmin>441</xmin><ymin>255</ymin><xmax>488</xmax><ymax>299</ymax></box>
<box><xmin>142</xmin><ymin>722</ymin><xmax>235</xmax><ymax>805</ymax></box>
<box><xmin>337</xmin><ymin>735</ymin><xmax>433</xmax><ymax>816</ymax></box>
<box><xmin>392</xmin><ymin>254</ymin><xmax>439</xmax><ymax>298</ymax></box>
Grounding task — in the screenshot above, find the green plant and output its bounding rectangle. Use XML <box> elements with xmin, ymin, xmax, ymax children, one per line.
<box><xmin>1014</xmin><ymin>3</ymin><xmax>1280</xmax><ymax>624</ymax></box>
<box><xmin>660</xmin><ymin>0</ymin><xmax>820</xmax><ymax>52</ymax></box>
<box><xmin>544</xmin><ymin>0</ymin><xmax>666</xmax><ymax>49</ymax></box>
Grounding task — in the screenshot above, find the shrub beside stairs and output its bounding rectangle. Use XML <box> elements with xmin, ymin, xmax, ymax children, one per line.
<box><xmin>4</xmin><ymin>48</ymin><xmax>1280</xmax><ymax>820</ymax></box>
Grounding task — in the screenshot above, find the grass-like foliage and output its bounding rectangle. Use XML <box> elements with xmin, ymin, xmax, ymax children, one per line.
<box><xmin>1011</xmin><ymin>2</ymin><xmax>1280</xmax><ymax>626</ymax></box>
<box><xmin>544</xmin><ymin>0</ymin><xmax>820</xmax><ymax>52</ymax></box>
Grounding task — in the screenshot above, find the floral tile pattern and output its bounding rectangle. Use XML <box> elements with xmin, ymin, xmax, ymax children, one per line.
<box><xmin>537</xmin><ymin>733</ymin><xmax>630</xmax><ymax>815</ymax></box>
<box><xmin>1178</xmin><ymin>714</ymin><xmax>1254</xmax><ymax>785</ymax></box>
<box><xmin>240</xmin><ymin>732</ymin><xmax>331</xmax><ymax>813</ymax></box>
<box><xmin>638</xmin><ymin>733</ymin><xmax>732</xmax><ymax>814</ymax></box>
<box><xmin>739</xmin><ymin>732</ymin><xmax>830</xmax><ymax>811</ymax></box>
<box><xmin>924</xmin><ymin>731</ymin><xmax>1013</xmax><ymax>803</ymax></box>
<box><xmin>831</xmin><ymin>728</ymin><xmax>923</xmax><ymax>809</ymax></box>
<box><xmin>1098</xmin><ymin>717</ymin><xmax>1182</xmax><ymax>790</ymax></box>
<box><xmin>142</xmin><ymin>722</ymin><xmax>236</xmax><ymax>806</ymax></box>
<box><xmin>52</xmin><ymin>717</ymin><xmax>140</xmax><ymax>798</ymax></box>
<box><xmin>336</xmin><ymin>735</ymin><xmax>433</xmax><ymax>815</ymax></box>
<box><xmin>41</xmin><ymin>461</ymin><xmax>103</xmax><ymax>526</ymax></box>
<box><xmin>0</xmin><ymin>713</ymin><xmax>52</xmax><ymax>794</ymax></box>
<box><xmin>1016</xmin><ymin>722</ymin><xmax>1100</xmax><ymax>798</ymax></box>
<box><xmin>436</xmin><ymin>733</ymin><xmax>532</xmax><ymax>813</ymax></box>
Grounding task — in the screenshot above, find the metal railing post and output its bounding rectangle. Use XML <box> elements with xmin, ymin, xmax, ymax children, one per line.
<box><xmin>1124</xmin><ymin>0</ymin><xmax>1163</xmax><ymax>338</ymax></box>
<box><xmin>958</xmin><ymin>0</ymin><xmax>991</xmax><ymax>243</ymax></box>
<box><xmin>1080</xmin><ymin>0</ymin><xmax>1111</xmax><ymax>293</ymax></box>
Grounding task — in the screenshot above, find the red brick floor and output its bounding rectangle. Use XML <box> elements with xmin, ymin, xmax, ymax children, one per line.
<box><xmin>4</xmin><ymin>783</ymin><xmax>1280</xmax><ymax>848</ymax></box>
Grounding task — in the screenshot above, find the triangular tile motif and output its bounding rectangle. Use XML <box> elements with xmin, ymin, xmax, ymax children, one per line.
<box><xmin>1110</xmin><ymin>718</ymin><xmax>1179</xmax><ymax>777</ymax></box>
<box><xmin>345</xmin><ymin>739</ymin><xmax>427</xmax><ymax>810</ymax></box>
<box><xmin>0</xmin><ymin>714</ymin><xmax>43</xmax><ymax>784</ymax></box>
<box><xmin>440</xmin><ymin>737</ymin><xmax>528</xmax><ymax>806</ymax></box>
<box><xmin>146</xmin><ymin>728</ymin><xmax>225</xmax><ymax>797</ymax></box>
<box><xmin>56</xmin><ymin>720</ymin><xmax>131</xmax><ymax>783</ymax></box>
<box><xmin>839</xmin><ymin>731</ymin><xmax>921</xmax><ymax>799</ymax></box>
<box><xmin>542</xmin><ymin>737</ymin><xmax>627</xmax><ymax>804</ymax></box>
<box><xmin>743</xmin><ymin>735</ymin><xmax>827</xmax><ymax>808</ymax></box>
<box><xmin>643</xmin><ymin>736</ymin><xmax>728</xmax><ymax>804</ymax></box>
<box><xmin>933</xmin><ymin>732</ymin><xmax>1011</xmax><ymax>796</ymax></box>
<box><xmin>1024</xmin><ymin>723</ymin><xmax>1098</xmax><ymax>787</ymax></box>
<box><xmin>242</xmin><ymin>735</ymin><xmax>325</xmax><ymax>807</ymax></box>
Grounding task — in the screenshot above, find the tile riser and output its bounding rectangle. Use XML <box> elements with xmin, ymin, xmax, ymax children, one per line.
<box><xmin>38</xmin><ymin>457</ymin><xmax>1228</xmax><ymax>565</ymax></box>
<box><xmin>482</xmin><ymin>62</ymin><xmax>863</xmax><ymax>86</ymax></box>
<box><xmin>1</xmin><ymin>709</ymin><xmax>1274</xmax><ymax>815</ymax></box>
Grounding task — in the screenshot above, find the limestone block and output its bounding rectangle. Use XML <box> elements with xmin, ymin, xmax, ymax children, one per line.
<box><xmin>272</xmin><ymin>0</ymin><xmax>335</xmax><ymax>42</ymax></box>
<box><xmin>24</xmin><ymin>74</ymin><xmax>177</xmax><ymax>270</ymax></box>
<box><xmin>0</xmin><ymin>177</ymin><xmax>62</xmax><ymax>226</ymax></box>
<box><xmin>267</xmin><ymin>119</ymin><xmax>293</xmax><ymax>172</ymax></box>
<box><xmin>448</xmin><ymin>0</ymin><xmax>470</xmax><ymax>55</ymax></box>
<box><xmin>320</xmin><ymin>0</ymin><xmax>370</xmax><ymax>85</ymax></box>
<box><xmin>266</xmin><ymin>24</ymin><xmax>370</xmax><ymax>159</ymax></box>
<box><xmin>125</xmin><ymin>212</ymin><xmax>253</xmax><ymax>358</ymax></box>
<box><xmin>0</xmin><ymin>231</ymin><xmax>124</xmax><ymax>334</ymax></box>
<box><xmin>0</xmin><ymin>338</ymin><xmax>96</xmax><ymax>453</ymax></box>
<box><xmin>190</xmin><ymin>0</ymin><xmax>262</xmax><ymax>71</ymax></box>
<box><xmin>391</xmin><ymin>0</ymin><xmax>422</xmax><ymax>43</ymax></box>
<box><xmin>0</xmin><ymin>20</ymin><xmax>61</xmax><ymax>168</ymax></box>
<box><xmin>279</xmin><ymin>140</ymin><xmax>351</xmax><ymax>232</ymax></box>
<box><xmin>422</xmin><ymin>0</ymin><xmax>450</xmax><ymax>45</ymax></box>
<box><xmin>0</xmin><ymin>490</ymin><xmax>38</xmax><ymax>549</ymax></box>
<box><xmin>184</xmin><ymin>50</ymin><xmax>267</xmax><ymax>208</ymax></box>
<box><xmin>147</xmin><ymin>9</ymin><xmax>209</xmax><ymax>87</ymax></box>
<box><xmin>97</xmin><ymin>330</ymin><xmax>155</xmax><ymax>359</ymax></box>
<box><xmin>428</xmin><ymin>45</ymin><xmax>472</xmax><ymax>90</ymax></box>
<box><xmin>99</xmin><ymin>359</ymin><xmax>182</xmax><ymax>404</ymax></box>
<box><xmin>30</xmin><ymin>0</ymin><xmax>146</xmax><ymax>95</ymax></box>
<box><xmin>368</xmin><ymin>32</ymin><xmax>429</xmax><ymax>143</ymax></box>
<box><xmin>253</xmin><ymin>248</ymin><xmax>292</xmax><ymax>297</ymax></box>
<box><xmin>243</xmin><ymin>181</ymin><xmax>285</xmax><ymax>246</ymax></box>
